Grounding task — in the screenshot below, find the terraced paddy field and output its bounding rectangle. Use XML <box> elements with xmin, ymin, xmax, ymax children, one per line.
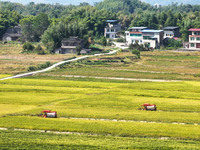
<box><xmin>0</xmin><ymin>78</ymin><xmax>199</xmax><ymax>149</ymax></box>
<box><xmin>0</xmin><ymin>43</ymin><xmax>75</xmax><ymax>74</ymax></box>
<box><xmin>39</xmin><ymin>50</ymin><xmax>200</xmax><ymax>81</ymax></box>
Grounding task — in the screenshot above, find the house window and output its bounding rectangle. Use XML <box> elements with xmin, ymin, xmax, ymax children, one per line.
<box><xmin>191</xmin><ymin>43</ymin><xmax>195</xmax><ymax>47</ymax></box>
<box><xmin>111</xmin><ymin>29</ymin><xmax>114</xmax><ymax>32</ymax></box>
<box><xmin>130</xmin><ymin>34</ymin><xmax>142</xmax><ymax>37</ymax></box>
<box><xmin>191</xmin><ymin>37</ymin><xmax>195</xmax><ymax>41</ymax></box>
<box><xmin>107</xmin><ymin>29</ymin><xmax>110</xmax><ymax>32</ymax></box>
<box><xmin>140</xmin><ymin>40</ymin><xmax>142</xmax><ymax>43</ymax></box>
<box><xmin>127</xmin><ymin>33</ymin><xmax>129</xmax><ymax>36</ymax></box>
<box><xmin>106</xmin><ymin>34</ymin><xmax>110</xmax><ymax>38</ymax></box>
<box><xmin>132</xmin><ymin>40</ymin><xmax>135</xmax><ymax>43</ymax></box>
<box><xmin>143</xmin><ymin>36</ymin><xmax>151</xmax><ymax>40</ymax></box>
<box><xmin>197</xmin><ymin>37</ymin><xmax>200</xmax><ymax>41</ymax></box>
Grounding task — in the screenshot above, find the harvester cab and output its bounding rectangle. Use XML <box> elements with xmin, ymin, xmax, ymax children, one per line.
<box><xmin>139</xmin><ymin>103</ymin><xmax>157</xmax><ymax>111</ymax></box>
<box><xmin>39</xmin><ymin>110</ymin><xmax>57</xmax><ymax>118</ymax></box>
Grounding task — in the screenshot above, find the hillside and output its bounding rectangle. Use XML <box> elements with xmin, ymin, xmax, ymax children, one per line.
<box><xmin>96</xmin><ymin>0</ymin><xmax>152</xmax><ymax>14</ymax></box>
<box><xmin>0</xmin><ymin>0</ymin><xmax>101</xmax><ymax>5</ymax></box>
<box><xmin>142</xmin><ymin>0</ymin><xmax>200</xmax><ymax>5</ymax></box>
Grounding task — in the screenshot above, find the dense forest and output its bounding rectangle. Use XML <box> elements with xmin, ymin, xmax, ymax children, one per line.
<box><xmin>1</xmin><ymin>0</ymin><xmax>200</xmax><ymax>51</ymax></box>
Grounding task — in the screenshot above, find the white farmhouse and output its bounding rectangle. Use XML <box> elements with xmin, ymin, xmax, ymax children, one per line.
<box><xmin>188</xmin><ymin>28</ymin><xmax>200</xmax><ymax>50</ymax></box>
<box><xmin>142</xmin><ymin>30</ymin><xmax>164</xmax><ymax>49</ymax></box>
<box><xmin>125</xmin><ymin>27</ymin><xmax>147</xmax><ymax>45</ymax></box>
<box><xmin>126</xmin><ymin>27</ymin><xmax>164</xmax><ymax>49</ymax></box>
<box><xmin>104</xmin><ymin>20</ymin><xmax>121</xmax><ymax>39</ymax></box>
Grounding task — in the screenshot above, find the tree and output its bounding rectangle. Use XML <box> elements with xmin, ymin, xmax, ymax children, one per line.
<box><xmin>32</xmin><ymin>13</ymin><xmax>50</xmax><ymax>41</ymax></box>
<box><xmin>22</xmin><ymin>42</ymin><xmax>35</xmax><ymax>53</ymax></box>
<box><xmin>20</xmin><ymin>16</ymin><xmax>34</xmax><ymax>41</ymax></box>
<box><xmin>100</xmin><ymin>36</ymin><xmax>107</xmax><ymax>48</ymax></box>
<box><xmin>76</xmin><ymin>45</ymin><xmax>82</xmax><ymax>55</ymax></box>
<box><xmin>42</xmin><ymin>21</ymin><xmax>88</xmax><ymax>53</ymax></box>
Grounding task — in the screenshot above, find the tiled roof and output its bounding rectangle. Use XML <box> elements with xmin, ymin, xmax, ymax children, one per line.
<box><xmin>188</xmin><ymin>28</ymin><xmax>200</xmax><ymax>31</ymax></box>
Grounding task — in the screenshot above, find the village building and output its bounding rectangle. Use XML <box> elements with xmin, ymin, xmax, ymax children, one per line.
<box><xmin>126</xmin><ymin>27</ymin><xmax>164</xmax><ymax>49</ymax></box>
<box><xmin>187</xmin><ymin>28</ymin><xmax>200</xmax><ymax>50</ymax></box>
<box><xmin>2</xmin><ymin>25</ymin><xmax>22</xmax><ymax>41</ymax></box>
<box><xmin>55</xmin><ymin>36</ymin><xmax>90</xmax><ymax>54</ymax></box>
<box><xmin>125</xmin><ymin>27</ymin><xmax>148</xmax><ymax>45</ymax></box>
<box><xmin>142</xmin><ymin>30</ymin><xmax>164</xmax><ymax>48</ymax></box>
<box><xmin>104</xmin><ymin>20</ymin><xmax>121</xmax><ymax>39</ymax></box>
<box><xmin>163</xmin><ymin>26</ymin><xmax>180</xmax><ymax>39</ymax></box>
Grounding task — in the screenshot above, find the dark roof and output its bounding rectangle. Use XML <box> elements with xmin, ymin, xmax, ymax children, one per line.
<box><xmin>163</xmin><ymin>26</ymin><xmax>179</xmax><ymax>30</ymax></box>
<box><xmin>3</xmin><ymin>33</ymin><xmax>22</xmax><ymax>38</ymax></box>
<box><xmin>129</xmin><ymin>27</ymin><xmax>147</xmax><ymax>30</ymax></box>
<box><xmin>106</xmin><ymin>20</ymin><xmax>118</xmax><ymax>23</ymax></box>
<box><xmin>142</xmin><ymin>30</ymin><xmax>163</xmax><ymax>33</ymax></box>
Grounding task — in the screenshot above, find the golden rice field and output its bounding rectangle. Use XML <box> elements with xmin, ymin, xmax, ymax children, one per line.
<box><xmin>0</xmin><ymin>78</ymin><xmax>199</xmax><ymax>149</ymax></box>
<box><xmin>1</xmin><ymin>43</ymin><xmax>200</xmax><ymax>149</ymax></box>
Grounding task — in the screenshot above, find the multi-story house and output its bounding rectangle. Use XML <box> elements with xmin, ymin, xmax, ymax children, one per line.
<box><xmin>163</xmin><ymin>26</ymin><xmax>180</xmax><ymax>39</ymax></box>
<box><xmin>125</xmin><ymin>27</ymin><xmax>148</xmax><ymax>45</ymax></box>
<box><xmin>142</xmin><ymin>30</ymin><xmax>164</xmax><ymax>48</ymax></box>
<box><xmin>188</xmin><ymin>28</ymin><xmax>200</xmax><ymax>50</ymax></box>
<box><xmin>104</xmin><ymin>20</ymin><xmax>121</xmax><ymax>39</ymax></box>
<box><xmin>126</xmin><ymin>27</ymin><xmax>164</xmax><ymax>49</ymax></box>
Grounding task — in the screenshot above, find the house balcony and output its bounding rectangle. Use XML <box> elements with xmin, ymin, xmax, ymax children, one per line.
<box><xmin>189</xmin><ymin>35</ymin><xmax>200</xmax><ymax>43</ymax></box>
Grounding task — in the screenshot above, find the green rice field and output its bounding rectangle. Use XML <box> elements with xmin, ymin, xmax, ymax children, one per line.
<box><xmin>0</xmin><ymin>78</ymin><xmax>199</xmax><ymax>149</ymax></box>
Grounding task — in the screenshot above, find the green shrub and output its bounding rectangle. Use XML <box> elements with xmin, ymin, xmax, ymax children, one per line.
<box><xmin>28</xmin><ymin>62</ymin><xmax>52</xmax><ymax>72</ymax></box>
<box><xmin>35</xmin><ymin>45</ymin><xmax>46</xmax><ymax>55</ymax></box>
<box><xmin>28</xmin><ymin>66</ymin><xmax>37</xmax><ymax>72</ymax></box>
<box><xmin>115</xmin><ymin>38</ymin><xmax>126</xmax><ymax>42</ymax></box>
<box><xmin>22</xmin><ymin>42</ymin><xmax>35</xmax><ymax>53</ymax></box>
<box><xmin>132</xmin><ymin>49</ymin><xmax>140</xmax><ymax>59</ymax></box>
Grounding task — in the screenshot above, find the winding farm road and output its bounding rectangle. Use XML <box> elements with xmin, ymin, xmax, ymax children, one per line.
<box><xmin>0</xmin><ymin>50</ymin><xmax>118</xmax><ymax>81</ymax></box>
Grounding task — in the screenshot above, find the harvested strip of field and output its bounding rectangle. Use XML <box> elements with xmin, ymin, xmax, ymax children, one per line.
<box><xmin>1</xmin><ymin>130</ymin><xmax>199</xmax><ymax>150</ymax></box>
<box><xmin>61</xmin><ymin>75</ymin><xmax>178</xmax><ymax>82</ymax></box>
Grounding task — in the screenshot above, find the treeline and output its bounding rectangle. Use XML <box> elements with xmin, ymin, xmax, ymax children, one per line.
<box><xmin>0</xmin><ymin>10</ymin><xmax>22</xmax><ymax>38</ymax></box>
<box><xmin>96</xmin><ymin>0</ymin><xmax>153</xmax><ymax>14</ymax></box>
<box><xmin>42</xmin><ymin>6</ymin><xmax>116</xmax><ymax>51</ymax></box>
<box><xmin>0</xmin><ymin>1</ymin><xmax>77</xmax><ymax>18</ymax></box>
<box><xmin>97</xmin><ymin>0</ymin><xmax>200</xmax><ymax>14</ymax></box>
<box><xmin>117</xmin><ymin>9</ymin><xmax>200</xmax><ymax>41</ymax></box>
<box><xmin>1</xmin><ymin>0</ymin><xmax>200</xmax><ymax>51</ymax></box>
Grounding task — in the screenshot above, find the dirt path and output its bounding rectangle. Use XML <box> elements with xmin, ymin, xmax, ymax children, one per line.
<box><xmin>0</xmin><ymin>50</ymin><xmax>118</xmax><ymax>81</ymax></box>
<box><xmin>0</xmin><ymin>127</ymin><xmax>172</xmax><ymax>140</ymax></box>
<box><xmin>62</xmin><ymin>75</ymin><xmax>179</xmax><ymax>82</ymax></box>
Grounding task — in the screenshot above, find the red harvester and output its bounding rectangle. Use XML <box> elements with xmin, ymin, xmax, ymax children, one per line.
<box><xmin>38</xmin><ymin>110</ymin><xmax>57</xmax><ymax>118</ymax></box>
<box><xmin>139</xmin><ymin>103</ymin><xmax>157</xmax><ymax>111</ymax></box>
